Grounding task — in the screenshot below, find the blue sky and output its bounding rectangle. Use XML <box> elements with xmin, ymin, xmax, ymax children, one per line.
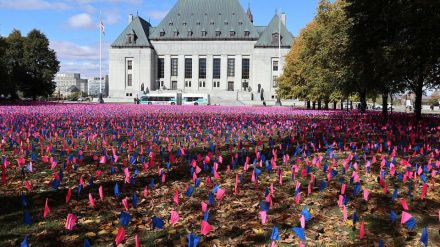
<box><xmin>0</xmin><ymin>0</ymin><xmax>321</xmax><ymax>78</ymax></box>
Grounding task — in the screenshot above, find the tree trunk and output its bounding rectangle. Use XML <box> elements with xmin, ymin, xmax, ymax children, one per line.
<box><xmin>306</xmin><ymin>101</ymin><xmax>311</xmax><ymax>109</ymax></box>
<box><xmin>312</xmin><ymin>102</ymin><xmax>316</xmax><ymax>110</ymax></box>
<box><xmin>324</xmin><ymin>101</ymin><xmax>329</xmax><ymax>110</ymax></box>
<box><xmin>341</xmin><ymin>100</ymin><xmax>344</xmax><ymax>110</ymax></box>
<box><xmin>333</xmin><ymin>101</ymin><xmax>337</xmax><ymax>110</ymax></box>
<box><xmin>317</xmin><ymin>101</ymin><xmax>322</xmax><ymax>110</ymax></box>
<box><xmin>359</xmin><ymin>90</ymin><xmax>367</xmax><ymax>113</ymax></box>
<box><xmin>414</xmin><ymin>81</ymin><xmax>424</xmax><ymax>121</ymax></box>
<box><xmin>382</xmin><ymin>92</ymin><xmax>388</xmax><ymax>119</ymax></box>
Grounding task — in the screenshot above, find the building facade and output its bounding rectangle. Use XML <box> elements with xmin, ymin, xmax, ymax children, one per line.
<box><xmin>54</xmin><ymin>73</ymin><xmax>88</xmax><ymax>98</ymax></box>
<box><xmin>88</xmin><ymin>75</ymin><xmax>109</xmax><ymax>97</ymax></box>
<box><xmin>109</xmin><ymin>0</ymin><xmax>293</xmax><ymax>99</ymax></box>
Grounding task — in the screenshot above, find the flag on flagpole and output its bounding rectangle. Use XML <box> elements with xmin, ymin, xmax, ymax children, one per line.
<box><xmin>100</xmin><ymin>16</ymin><xmax>105</xmax><ymax>35</ymax></box>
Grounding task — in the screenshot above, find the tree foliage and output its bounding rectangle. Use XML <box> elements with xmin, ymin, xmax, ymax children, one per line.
<box><xmin>277</xmin><ymin>0</ymin><xmax>351</xmax><ymax>107</ymax></box>
<box><xmin>280</xmin><ymin>0</ymin><xmax>440</xmax><ymax>119</ymax></box>
<box><xmin>0</xmin><ymin>29</ymin><xmax>59</xmax><ymax>100</ymax></box>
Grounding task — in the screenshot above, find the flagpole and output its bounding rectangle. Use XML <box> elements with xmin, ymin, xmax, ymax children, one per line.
<box><xmin>99</xmin><ymin>11</ymin><xmax>102</xmax><ymax>99</ymax></box>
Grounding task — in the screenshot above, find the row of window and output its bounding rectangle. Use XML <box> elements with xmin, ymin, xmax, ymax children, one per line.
<box><xmin>158</xmin><ymin>57</ymin><xmax>250</xmax><ymax>80</ymax></box>
<box><xmin>160</xmin><ymin>30</ymin><xmax>251</xmax><ymax>38</ymax></box>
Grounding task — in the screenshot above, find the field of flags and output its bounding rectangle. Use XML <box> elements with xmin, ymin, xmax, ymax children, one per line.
<box><xmin>0</xmin><ymin>103</ymin><xmax>439</xmax><ymax>246</ymax></box>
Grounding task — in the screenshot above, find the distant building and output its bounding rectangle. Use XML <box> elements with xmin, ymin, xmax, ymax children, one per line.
<box><xmin>109</xmin><ymin>0</ymin><xmax>294</xmax><ymax>99</ymax></box>
<box><xmin>54</xmin><ymin>73</ymin><xmax>88</xmax><ymax>97</ymax></box>
<box><xmin>88</xmin><ymin>75</ymin><xmax>109</xmax><ymax>97</ymax></box>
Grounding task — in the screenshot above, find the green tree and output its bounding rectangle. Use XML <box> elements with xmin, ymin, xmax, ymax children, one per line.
<box><xmin>345</xmin><ymin>0</ymin><xmax>440</xmax><ymax>120</ymax></box>
<box><xmin>278</xmin><ymin>0</ymin><xmax>350</xmax><ymax>109</ymax></box>
<box><xmin>395</xmin><ymin>0</ymin><xmax>440</xmax><ymax>120</ymax></box>
<box><xmin>0</xmin><ymin>36</ymin><xmax>9</xmax><ymax>97</ymax></box>
<box><xmin>4</xmin><ymin>29</ymin><xmax>25</xmax><ymax>99</ymax></box>
<box><xmin>21</xmin><ymin>29</ymin><xmax>59</xmax><ymax>100</ymax></box>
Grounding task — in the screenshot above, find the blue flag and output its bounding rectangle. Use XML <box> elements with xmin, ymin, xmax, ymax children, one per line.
<box><xmin>260</xmin><ymin>201</ymin><xmax>270</xmax><ymax>212</ymax></box>
<box><xmin>292</xmin><ymin>227</ymin><xmax>306</xmax><ymax>241</ymax></box>
<box><xmin>21</xmin><ymin>235</ymin><xmax>29</xmax><ymax>247</ymax></box>
<box><xmin>390</xmin><ymin>211</ymin><xmax>397</xmax><ymax>223</ymax></box>
<box><xmin>392</xmin><ymin>188</ymin><xmax>398</xmax><ymax>201</ymax></box>
<box><xmin>114</xmin><ymin>183</ymin><xmax>120</xmax><ymax>197</ymax></box>
<box><xmin>320</xmin><ymin>180</ymin><xmax>327</xmax><ymax>191</ymax></box>
<box><xmin>301</xmin><ymin>207</ymin><xmax>312</xmax><ymax>222</ymax></box>
<box><xmin>152</xmin><ymin>216</ymin><xmax>164</xmax><ymax>229</ymax></box>
<box><xmin>119</xmin><ymin>211</ymin><xmax>131</xmax><ymax>227</ymax></box>
<box><xmin>185</xmin><ymin>186</ymin><xmax>194</xmax><ymax>197</ymax></box>
<box><xmin>420</xmin><ymin>227</ymin><xmax>428</xmax><ymax>247</ymax></box>
<box><xmin>187</xmin><ymin>233</ymin><xmax>200</xmax><ymax>247</ymax></box>
<box><xmin>404</xmin><ymin>217</ymin><xmax>416</xmax><ymax>230</ymax></box>
<box><xmin>203</xmin><ymin>211</ymin><xmax>209</xmax><ymax>221</ymax></box>
<box><xmin>21</xmin><ymin>195</ymin><xmax>27</xmax><ymax>207</ymax></box>
<box><xmin>84</xmin><ymin>239</ymin><xmax>91</xmax><ymax>247</ymax></box>
<box><xmin>195</xmin><ymin>178</ymin><xmax>201</xmax><ymax>188</ymax></box>
<box><xmin>132</xmin><ymin>193</ymin><xmax>138</xmax><ymax>208</ymax></box>
<box><xmin>270</xmin><ymin>227</ymin><xmax>280</xmax><ymax>241</ymax></box>
<box><xmin>208</xmin><ymin>192</ymin><xmax>214</xmax><ymax>206</ymax></box>
<box><xmin>378</xmin><ymin>240</ymin><xmax>384</xmax><ymax>247</ymax></box>
<box><xmin>23</xmin><ymin>210</ymin><xmax>32</xmax><ymax>225</ymax></box>
<box><xmin>149</xmin><ymin>178</ymin><xmax>155</xmax><ymax>189</ymax></box>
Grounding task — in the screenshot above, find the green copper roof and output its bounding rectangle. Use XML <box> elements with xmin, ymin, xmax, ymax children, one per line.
<box><xmin>111</xmin><ymin>16</ymin><xmax>152</xmax><ymax>48</ymax></box>
<box><xmin>255</xmin><ymin>14</ymin><xmax>294</xmax><ymax>48</ymax></box>
<box><xmin>149</xmin><ymin>0</ymin><xmax>260</xmax><ymax>40</ymax></box>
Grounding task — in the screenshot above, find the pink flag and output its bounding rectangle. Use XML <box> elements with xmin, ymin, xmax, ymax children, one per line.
<box><xmin>363</xmin><ymin>189</ymin><xmax>369</xmax><ymax>201</ymax></box>
<box><xmin>65</xmin><ymin>213</ymin><xmax>77</xmax><ymax>230</ymax></box>
<box><xmin>66</xmin><ymin>188</ymin><xmax>72</xmax><ymax>204</ymax></box>
<box><xmin>24</xmin><ymin>181</ymin><xmax>32</xmax><ymax>192</ymax></box>
<box><xmin>400</xmin><ymin>198</ymin><xmax>409</xmax><ymax>211</ymax></box>
<box><xmin>201</xmin><ymin>220</ymin><xmax>213</xmax><ymax>235</ymax></box>
<box><xmin>99</xmin><ymin>185</ymin><xmax>104</xmax><ymax>201</ymax></box>
<box><xmin>341</xmin><ymin>184</ymin><xmax>346</xmax><ymax>195</ymax></box>
<box><xmin>270</xmin><ymin>183</ymin><xmax>274</xmax><ymax>195</ymax></box>
<box><xmin>234</xmin><ymin>174</ymin><xmax>239</xmax><ymax>195</ymax></box>
<box><xmin>89</xmin><ymin>193</ymin><xmax>95</xmax><ymax>207</ymax></box>
<box><xmin>143</xmin><ymin>187</ymin><xmax>149</xmax><ymax>197</ymax></box>
<box><xmin>359</xmin><ymin>221</ymin><xmax>365</xmax><ymax>239</ymax></box>
<box><xmin>135</xmin><ymin>234</ymin><xmax>140</xmax><ymax>247</ymax></box>
<box><xmin>401</xmin><ymin>211</ymin><xmax>412</xmax><ymax>224</ymax></box>
<box><xmin>201</xmin><ymin>201</ymin><xmax>208</xmax><ymax>212</ymax></box>
<box><xmin>299</xmin><ymin>241</ymin><xmax>305</xmax><ymax>247</ymax></box>
<box><xmin>43</xmin><ymin>198</ymin><xmax>50</xmax><ymax>218</ymax></box>
<box><xmin>170</xmin><ymin>210</ymin><xmax>180</xmax><ymax>225</ymax></box>
<box><xmin>216</xmin><ymin>189</ymin><xmax>225</xmax><ymax>201</ymax></box>
<box><xmin>295</xmin><ymin>193</ymin><xmax>301</xmax><ymax>205</ymax></box>
<box><xmin>115</xmin><ymin>227</ymin><xmax>125</xmax><ymax>245</ymax></box>
<box><xmin>420</xmin><ymin>184</ymin><xmax>428</xmax><ymax>200</ymax></box>
<box><xmin>300</xmin><ymin>215</ymin><xmax>305</xmax><ymax>228</ymax></box>
<box><xmin>122</xmin><ymin>197</ymin><xmax>129</xmax><ymax>211</ymax></box>
<box><xmin>271</xmin><ymin>240</ymin><xmax>277</xmax><ymax>247</ymax></box>
<box><xmin>338</xmin><ymin>195</ymin><xmax>343</xmax><ymax>208</ymax></box>
<box><xmin>173</xmin><ymin>189</ymin><xmax>179</xmax><ymax>205</ymax></box>
<box><xmin>259</xmin><ymin>211</ymin><xmax>267</xmax><ymax>224</ymax></box>
<box><xmin>124</xmin><ymin>168</ymin><xmax>130</xmax><ymax>184</ymax></box>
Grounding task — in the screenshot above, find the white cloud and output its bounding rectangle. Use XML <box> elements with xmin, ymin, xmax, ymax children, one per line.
<box><xmin>50</xmin><ymin>40</ymin><xmax>110</xmax><ymax>77</ymax></box>
<box><xmin>68</xmin><ymin>13</ymin><xmax>96</xmax><ymax>29</ymax></box>
<box><xmin>103</xmin><ymin>9</ymin><xmax>121</xmax><ymax>25</ymax></box>
<box><xmin>0</xmin><ymin>0</ymin><xmax>71</xmax><ymax>10</ymax></box>
<box><xmin>146</xmin><ymin>10</ymin><xmax>169</xmax><ymax>20</ymax></box>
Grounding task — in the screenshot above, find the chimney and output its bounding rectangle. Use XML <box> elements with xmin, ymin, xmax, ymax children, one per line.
<box><xmin>129</xmin><ymin>14</ymin><xmax>134</xmax><ymax>24</ymax></box>
<box><xmin>280</xmin><ymin>13</ymin><xmax>286</xmax><ymax>26</ymax></box>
